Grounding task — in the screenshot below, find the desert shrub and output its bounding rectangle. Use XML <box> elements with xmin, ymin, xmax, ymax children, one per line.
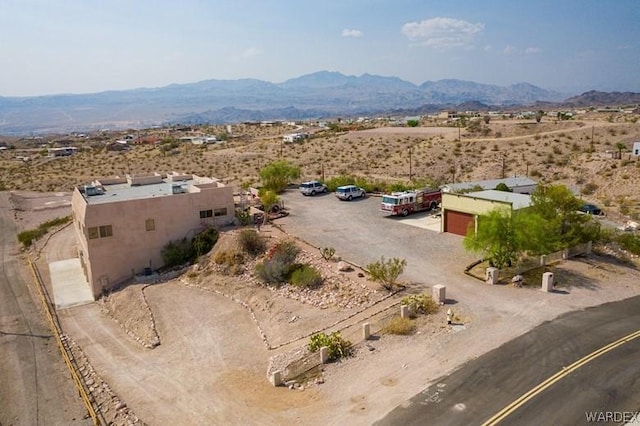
<box><xmin>581</xmin><ymin>182</ymin><xmax>599</xmax><ymax>196</ymax></box>
<box><xmin>238</xmin><ymin>229</ymin><xmax>266</xmax><ymax>256</ymax></box>
<box><xmin>366</xmin><ymin>256</ymin><xmax>407</xmax><ymax>291</ymax></box>
<box><xmin>308</xmin><ymin>331</ymin><xmax>352</xmax><ymax>361</ymax></box>
<box><xmin>267</xmin><ymin>240</ymin><xmax>300</xmax><ymax>263</ymax></box>
<box><xmin>17</xmin><ymin>215</ymin><xmax>72</xmax><ymax>248</ymax></box>
<box><xmin>289</xmin><ymin>264</ymin><xmax>323</xmax><ymax>288</ymax></box>
<box><xmin>401</xmin><ymin>294</ymin><xmax>439</xmax><ymax>316</ymax></box>
<box><xmin>616</xmin><ymin>233</ymin><xmax>640</xmax><ymax>255</ymax></box>
<box><xmin>161</xmin><ymin>238</ymin><xmax>194</xmax><ymax>268</ymax></box>
<box><xmin>325</xmin><ymin>175</ymin><xmax>356</xmax><ymax>191</ymax></box>
<box><xmin>213</xmin><ymin>249</ymin><xmax>244</xmax><ymax>266</ymax></box>
<box><xmin>320</xmin><ymin>247</ymin><xmax>335</xmax><ymax>261</ymax></box>
<box><xmin>235</xmin><ymin>208</ymin><xmax>251</xmax><ymax>226</ymax></box>
<box><xmin>382</xmin><ymin>316</ymin><xmax>416</xmax><ymax>335</ymax></box>
<box><xmin>17</xmin><ymin>228</ymin><xmax>47</xmax><ymax>247</ymax></box>
<box><xmin>192</xmin><ymin>226</ymin><xmax>219</xmax><ymax>257</ymax></box>
<box><xmin>255</xmin><ymin>257</ymin><xmax>289</xmax><ymax>285</ymax></box>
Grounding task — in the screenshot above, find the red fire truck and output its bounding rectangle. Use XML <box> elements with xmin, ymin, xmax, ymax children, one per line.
<box><xmin>380</xmin><ymin>188</ymin><xmax>442</xmax><ymax>216</ymax></box>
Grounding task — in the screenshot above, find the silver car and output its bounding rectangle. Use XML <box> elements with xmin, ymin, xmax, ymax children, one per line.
<box><xmin>299</xmin><ymin>180</ymin><xmax>328</xmax><ymax>196</ymax></box>
<box><xmin>335</xmin><ymin>185</ymin><xmax>366</xmax><ymax>201</ymax></box>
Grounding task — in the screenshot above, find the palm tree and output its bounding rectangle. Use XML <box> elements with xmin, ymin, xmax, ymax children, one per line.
<box><xmin>615</xmin><ymin>142</ymin><xmax>627</xmax><ymax>159</ymax></box>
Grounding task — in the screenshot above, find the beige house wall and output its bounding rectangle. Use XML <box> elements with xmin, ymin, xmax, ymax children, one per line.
<box><xmin>440</xmin><ymin>193</ymin><xmax>512</xmax><ymax>233</ymax></box>
<box><xmin>72</xmin><ymin>178</ymin><xmax>234</xmax><ymax>298</ymax></box>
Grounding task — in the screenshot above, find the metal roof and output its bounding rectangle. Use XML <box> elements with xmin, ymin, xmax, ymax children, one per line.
<box><xmin>441</xmin><ymin>176</ymin><xmax>537</xmax><ymax>192</ymax></box>
<box><xmin>465</xmin><ymin>190</ymin><xmax>532</xmax><ymax>210</ymax></box>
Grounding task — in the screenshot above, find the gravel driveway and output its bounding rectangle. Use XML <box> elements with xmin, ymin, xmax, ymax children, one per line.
<box><xmin>278</xmin><ymin>189</ymin><xmax>476</xmax><ymax>290</ymax></box>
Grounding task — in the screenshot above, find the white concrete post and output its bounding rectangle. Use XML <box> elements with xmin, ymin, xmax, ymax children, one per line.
<box><xmin>586</xmin><ymin>241</ymin><xmax>592</xmax><ymax>254</ymax></box>
<box><xmin>542</xmin><ymin>272</ymin><xmax>554</xmax><ymax>292</ymax></box>
<box><xmin>486</xmin><ymin>267</ymin><xmax>498</xmax><ymax>285</ymax></box>
<box><xmin>320</xmin><ymin>346</ymin><xmax>329</xmax><ymax>364</ymax></box>
<box><xmin>540</xmin><ymin>255</ymin><xmax>547</xmax><ymax>266</ymax></box>
<box><xmin>432</xmin><ymin>284</ymin><xmax>446</xmax><ymax>304</ymax></box>
<box><xmin>562</xmin><ymin>249</ymin><xmax>569</xmax><ymax>260</ymax></box>
<box><xmin>400</xmin><ymin>305</ymin><xmax>410</xmax><ymax>318</ymax></box>
<box><xmin>269</xmin><ymin>371</ymin><xmax>283</xmax><ymax>387</ymax></box>
<box><xmin>363</xmin><ymin>323</ymin><xmax>371</xmax><ymax>340</ymax></box>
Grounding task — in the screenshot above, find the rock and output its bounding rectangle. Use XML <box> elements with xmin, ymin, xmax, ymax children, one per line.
<box><xmin>337</xmin><ymin>261</ymin><xmax>352</xmax><ymax>272</ymax></box>
<box><xmin>366</xmin><ymin>343</ymin><xmax>375</xmax><ymax>351</ymax></box>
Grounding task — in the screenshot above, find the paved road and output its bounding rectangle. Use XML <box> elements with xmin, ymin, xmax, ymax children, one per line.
<box><xmin>375</xmin><ymin>295</ymin><xmax>640</xmax><ymax>426</ymax></box>
<box><xmin>0</xmin><ymin>192</ymin><xmax>90</xmax><ymax>425</ymax></box>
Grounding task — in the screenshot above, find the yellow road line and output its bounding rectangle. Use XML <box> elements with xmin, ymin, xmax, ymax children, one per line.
<box><xmin>482</xmin><ymin>329</ymin><xmax>640</xmax><ymax>426</ymax></box>
<box><xmin>27</xmin><ymin>256</ymin><xmax>101</xmax><ymax>425</ymax></box>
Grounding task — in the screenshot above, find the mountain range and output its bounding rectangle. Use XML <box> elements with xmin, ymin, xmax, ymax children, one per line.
<box><xmin>0</xmin><ymin>71</ymin><xmax>634</xmax><ymax>135</ymax></box>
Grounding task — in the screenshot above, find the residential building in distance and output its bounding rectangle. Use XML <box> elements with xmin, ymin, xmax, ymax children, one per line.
<box><xmin>71</xmin><ymin>172</ymin><xmax>235</xmax><ymax>298</ymax></box>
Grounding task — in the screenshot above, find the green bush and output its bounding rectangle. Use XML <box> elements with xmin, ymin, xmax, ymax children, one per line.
<box><xmin>320</xmin><ymin>247</ymin><xmax>335</xmax><ymax>261</ymax></box>
<box><xmin>256</xmin><ymin>240</ymin><xmax>301</xmax><ymax>286</ymax></box>
<box><xmin>235</xmin><ymin>208</ymin><xmax>251</xmax><ymax>226</ymax></box>
<box><xmin>366</xmin><ymin>256</ymin><xmax>407</xmax><ymax>291</ymax></box>
<box><xmin>401</xmin><ymin>294</ymin><xmax>440</xmax><ymax>316</ymax></box>
<box><xmin>192</xmin><ymin>226</ymin><xmax>219</xmax><ymax>257</ymax></box>
<box><xmin>616</xmin><ymin>233</ymin><xmax>640</xmax><ymax>255</ymax></box>
<box><xmin>382</xmin><ymin>316</ymin><xmax>416</xmax><ymax>335</ymax></box>
<box><xmin>161</xmin><ymin>238</ymin><xmax>195</xmax><ymax>268</ymax></box>
<box><xmin>238</xmin><ymin>229</ymin><xmax>266</xmax><ymax>256</ymax></box>
<box><xmin>308</xmin><ymin>331</ymin><xmax>352</xmax><ymax>361</ymax></box>
<box><xmin>290</xmin><ymin>265</ymin><xmax>323</xmax><ymax>288</ymax></box>
<box><xmin>17</xmin><ymin>215</ymin><xmax>72</xmax><ymax>248</ymax></box>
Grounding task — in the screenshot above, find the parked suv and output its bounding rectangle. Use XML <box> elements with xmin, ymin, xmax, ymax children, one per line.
<box><xmin>578</xmin><ymin>203</ymin><xmax>603</xmax><ymax>215</ymax></box>
<box><xmin>299</xmin><ymin>180</ymin><xmax>328</xmax><ymax>196</ymax></box>
<box><xmin>335</xmin><ymin>185</ymin><xmax>366</xmax><ymax>201</ymax></box>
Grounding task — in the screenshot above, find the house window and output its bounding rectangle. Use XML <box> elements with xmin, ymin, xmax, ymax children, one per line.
<box><xmin>214</xmin><ymin>207</ymin><xmax>228</xmax><ymax>217</ymax></box>
<box><xmin>88</xmin><ymin>227</ymin><xmax>99</xmax><ymax>239</ymax></box>
<box><xmin>199</xmin><ymin>209</ymin><xmax>213</xmax><ymax>219</ymax></box>
<box><xmin>145</xmin><ymin>218</ymin><xmax>155</xmax><ymax>231</ymax></box>
<box><xmin>99</xmin><ymin>225</ymin><xmax>113</xmax><ymax>238</ymax></box>
<box><xmin>88</xmin><ymin>225</ymin><xmax>112</xmax><ymax>239</ymax></box>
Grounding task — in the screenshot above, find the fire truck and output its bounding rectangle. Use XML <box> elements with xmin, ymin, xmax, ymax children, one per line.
<box><xmin>380</xmin><ymin>188</ymin><xmax>442</xmax><ymax>216</ymax></box>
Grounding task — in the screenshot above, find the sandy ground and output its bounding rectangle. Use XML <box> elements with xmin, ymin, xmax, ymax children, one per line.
<box><xmin>38</xmin><ymin>218</ymin><xmax>640</xmax><ymax>425</ymax></box>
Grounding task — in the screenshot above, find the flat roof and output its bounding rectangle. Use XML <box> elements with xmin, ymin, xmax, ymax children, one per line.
<box><xmin>465</xmin><ymin>190</ymin><xmax>532</xmax><ymax>210</ymax></box>
<box><xmin>442</xmin><ymin>176</ymin><xmax>536</xmax><ymax>192</ymax></box>
<box><xmin>81</xmin><ymin>175</ymin><xmax>220</xmax><ymax>205</ymax></box>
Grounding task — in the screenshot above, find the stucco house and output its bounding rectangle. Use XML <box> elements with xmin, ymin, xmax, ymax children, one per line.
<box><xmin>71</xmin><ymin>172</ymin><xmax>235</xmax><ymax>298</ymax></box>
<box><xmin>441</xmin><ymin>189</ymin><xmax>532</xmax><ymax>236</ymax></box>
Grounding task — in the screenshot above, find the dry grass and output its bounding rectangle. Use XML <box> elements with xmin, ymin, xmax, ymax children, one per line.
<box><xmin>1</xmin><ymin>113</ymin><xmax>639</xmax><ymax>220</ymax></box>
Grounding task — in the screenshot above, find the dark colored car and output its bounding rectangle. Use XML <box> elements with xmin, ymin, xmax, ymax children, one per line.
<box><xmin>579</xmin><ymin>204</ymin><xmax>603</xmax><ymax>215</ymax></box>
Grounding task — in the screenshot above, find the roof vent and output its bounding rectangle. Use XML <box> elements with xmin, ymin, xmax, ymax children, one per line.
<box><xmin>85</xmin><ymin>185</ymin><xmax>99</xmax><ymax>196</ymax></box>
<box><xmin>171</xmin><ymin>184</ymin><xmax>186</xmax><ymax>194</ymax></box>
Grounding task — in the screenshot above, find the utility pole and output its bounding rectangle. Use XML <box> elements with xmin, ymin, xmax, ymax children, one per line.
<box><xmin>409</xmin><ymin>148</ymin><xmax>413</xmax><ymax>181</ymax></box>
<box><xmin>501</xmin><ymin>154</ymin><xmax>506</xmax><ymax>179</ymax></box>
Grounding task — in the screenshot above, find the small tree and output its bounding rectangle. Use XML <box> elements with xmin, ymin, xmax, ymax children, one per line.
<box><xmin>483</xmin><ymin>115</ymin><xmax>491</xmax><ymax>124</ymax></box>
<box><xmin>535</xmin><ymin>111</ymin><xmax>543</xmax><ymax>123</ymax></box>
<box><xmin>615</xmin><ymin>142</ymin><xmax>627</xmax><ymax>158</ymax></box>
<box><xmin>366</xmin><ymin>256</ymin><xmax>407</xmax><ymax>291</ymax></box>
<box><xmin>259</xmin><ymin>160</ymin><xmax>300</xmax><ymax>193</ymax></box>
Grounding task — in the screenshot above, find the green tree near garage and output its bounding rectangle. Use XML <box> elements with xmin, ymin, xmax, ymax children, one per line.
<box><xmin>463</xmin><ymin>207</ymin><xmax>549</xmax><ymax>268</ymax></box>
<box><xmin>259</xmin><ymin>160</ymin><xmax>300</xmax><ymax>193</ymax></box>
<box><xmin>529</xmin><ymin>184</ymin><xmax>600</xmax><ymax>250</ymax></box>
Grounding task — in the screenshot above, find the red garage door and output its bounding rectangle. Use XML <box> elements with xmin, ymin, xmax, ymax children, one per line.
<box><xmin>444</xmin><ymin>210</ymin><xmax>474</xmax><ymax>236</ymax></box>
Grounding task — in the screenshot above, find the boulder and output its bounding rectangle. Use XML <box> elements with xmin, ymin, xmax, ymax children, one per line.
<box><xmin>337</xmin><ymin>261</ymin><xmax>352</xmax><ymax>272</ymax></box>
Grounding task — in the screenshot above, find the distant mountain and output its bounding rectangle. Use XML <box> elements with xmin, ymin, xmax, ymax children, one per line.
<box><xmin>560</xmin><ymin>90</ymin><xmax>640</xmax><ymax>107</ymax></box>
<box><xmin>0</xmin><ymin>71</ymin><xmax>615</xmax><ymax>135</ymax></box>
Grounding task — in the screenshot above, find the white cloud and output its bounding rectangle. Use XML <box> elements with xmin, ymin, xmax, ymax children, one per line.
<box><xmin>503</xmin><ymin>45</ymin><xmax>516</xmax><ymax>55</ymax></box>
<box><xmin>242</xmin><ymin>47</ymin><xmax>262</xmax><ymax>58</ymax></box>
<box><xmin>524</xmin><ymin>47</ymin><xmax>541</xmax><ymax>54</ymax></box>
<box><xmin>342</xmin><ymin>29</ymin><xmax>363</xmax><ymax>38</ymax></box>
<box><xmin>401</xmin><ymin>17</ymin><xmax>484</xmax><ymax>48</ymax></box>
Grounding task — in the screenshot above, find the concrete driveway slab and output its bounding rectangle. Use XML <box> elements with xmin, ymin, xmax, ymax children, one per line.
<box><xmin>49</xmin><ymin>258</ymin><xmax>93</xmax><ymax>309</ymax></box>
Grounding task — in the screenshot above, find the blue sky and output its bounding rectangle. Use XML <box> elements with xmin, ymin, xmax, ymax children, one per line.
<box><xmin>1</xmin><ymin>0</ymin><xmax>638</xmax><ymax>96</ymax></box>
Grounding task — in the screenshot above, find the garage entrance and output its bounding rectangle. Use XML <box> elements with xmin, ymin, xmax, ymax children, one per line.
<box><xmin>444</xmin><ymin>210</ymin><xmax>474</xmax><ymax>236</ymax></box>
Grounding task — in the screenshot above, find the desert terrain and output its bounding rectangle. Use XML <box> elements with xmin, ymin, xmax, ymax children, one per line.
<box><xmin>1</xmin><ymin>113</ymin><xmax>640</xmax><ymax>424</ymax></box>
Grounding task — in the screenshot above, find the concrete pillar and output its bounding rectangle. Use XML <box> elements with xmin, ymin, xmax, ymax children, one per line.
<box><xmin>362</xmin><ymin>323</ymin><xmax>371</xmax><ymax>340</ymax></box>
<box><xmin>320</xmin><ymin>346</ymin><xmax>329</xmax><ymax>364</ymax></box>
<box><xmin>562</xmin><ymin>249</ymin><xmax>569</xmax><ymax>260</ymax></box>
<box><xmin>540</xmin><ymin>255</ymin><xmax>547</xmax><ymax>266</ymax></box>
<box><xmin>432</xmin><ymin>284</ymin><xmax>446</xmax><ymax>304</ymax></box>
<box><xmin>542</xmin><ymin>272</ymin><xmax>554</xmax><ymax>292</ymax></box>
<box><xmin>486</xmin><ymin>267</ymin><xmax>499</xmax><ymax>285</ymax></box>
<box><xmin>586</xmin><ymin>241</ymin><xmax>592</xmax><ymax>254</ymax></box>
<box><xmin>400</xmin><ymin>305</ymin><xmax>410</xmax><ymax>318</ymax></box>
<box><xmin>269</xmin><ymin>371</ymin><xmax>283</xmax><ymax>387</ymax></box>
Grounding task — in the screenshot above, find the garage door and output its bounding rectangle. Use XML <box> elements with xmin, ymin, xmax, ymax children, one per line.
<box><xmin>444</xmin><ymin>210</ymin><xmax>474</xmax><ymax>236</ymax></box>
